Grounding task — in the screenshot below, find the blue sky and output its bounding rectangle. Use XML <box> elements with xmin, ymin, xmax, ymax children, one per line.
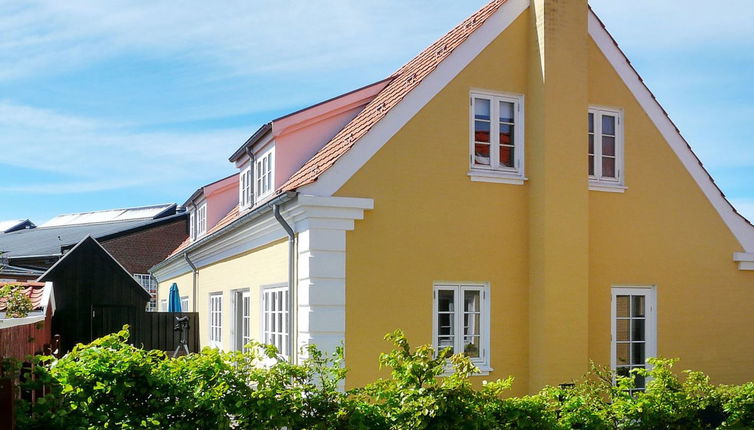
<box><xmin>1</xmin><ymin>1</ymin><xmax>752</xmax><ymax>224</ymax></box>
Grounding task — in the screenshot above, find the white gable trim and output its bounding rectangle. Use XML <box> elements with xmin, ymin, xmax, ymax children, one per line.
<box><xmin>299</xmin><ymin>0</ymin><xmax>530</xmax><ymax>196</ymax></box>
<box><xmin>588</xmin><ymin>11</ymin><xmax>754</xmax><ymax>269</ymax></box>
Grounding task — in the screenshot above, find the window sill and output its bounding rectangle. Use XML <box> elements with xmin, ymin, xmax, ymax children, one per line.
<box><xmin>468</xmin><ymin>169</ymin><xmax>526</xmax><ymax>185</ymax></box>
<box><xmin>588</xmin><ymin>181</ymin><xmax>627</xmax><ymax>193</ymax></box>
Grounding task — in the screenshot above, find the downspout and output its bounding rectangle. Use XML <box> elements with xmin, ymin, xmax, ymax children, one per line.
<box><xmin>183</xmin><ymin>252</ymin><xmax>198</xmax><ymax>312</ymax></box>
<box><xmin>272</xmin><ymin>203</ymin><xmax>296</xmax><ymax>363</ymax></box>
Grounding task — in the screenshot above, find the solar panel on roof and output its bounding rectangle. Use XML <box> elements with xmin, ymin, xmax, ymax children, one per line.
<box><xmin>39</xmin><ymin>204</ymin><xmax>174</xmax><ymax>227</ymax></box>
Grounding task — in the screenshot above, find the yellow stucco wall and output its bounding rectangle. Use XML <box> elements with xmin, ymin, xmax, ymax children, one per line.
<box><xmin>157</xmin><ymin>239</ymin><xmax>288</xmax><ymax>350</ymax></box>
<box><xmin>586</xmin><ymin>39</ymin><xmax>754</xmax><ymax>384</ymax></box>
<box><xmin>337</xmin><ymin>10</ymin><xmax>533</xmax><ymax>393</ymax></box>
<box><xmin>335</xmin><ymin>6</ymin><xmax>754</xmax><ymax>393</ymax></box>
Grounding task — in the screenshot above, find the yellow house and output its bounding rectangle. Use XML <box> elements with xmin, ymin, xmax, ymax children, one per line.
<box><xmin>151</xmin><ymin>0</ymin><xmax>754</xmax><ymax>394</ymax></box>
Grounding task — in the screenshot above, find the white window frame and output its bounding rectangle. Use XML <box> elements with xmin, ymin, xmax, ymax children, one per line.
<box><xmin>233</xmin><ymin>289</ymin><xmax>252</xmax><ymax>351</ymax></box>
<box><xmin>134</xmin><ymin>274</ymin><xmax>157</xmax><ymax>312</ymax></box>
<box><xmin>195</xmin><ymin>203</ymin><xmax>207</xmax><ymax>238</ymax></box>
<box><xmin>239</xmin><ymin>163</ymin><xmax>253</xmax><ymax>210</ymax></box>
<box><xmin>589</xmin><ymin>106</ymin><xmax>626</xmax><ymax>192</ymax></box>
<box><xmin>159</xmin><ymin>299</ymin><xmax>168</xmax><ymax>312</ymax></box>
<box><xmin>468</xmin><ymin>90</ymin><xmax>525</xmax><ymax>185</ymax></box>
<box><xmin>180</xmin><ymin>296</ymin><xmax>189</xmax><ymax>312</ymax></box>
<box><xmin>261</xmin><ymin>285</ymin><xmax>289</xmax><ymax>358</ymax></box>
<box><xmin>432</xmin><ymin>282</ymin><xmax>491</xmax><ymax>373</ymax></box>
<box><xmin>254</xmin><ymin>146</ymin><xmax>274</xmax><ymax>203</ymax></box>
<box><xmin>209</xmin><ymin>293</ymin><xmax>223</xmax><ymax>349</ymax></box>
<box><xmin>611</xmin><ymin>286</ymin><xmax>657</xmax><ymax>392</ymax></box>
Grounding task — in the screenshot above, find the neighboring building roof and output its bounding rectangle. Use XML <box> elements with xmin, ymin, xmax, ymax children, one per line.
<box><xmin>0</xmin><ymin>219</ymin><xmax>35</xmax><ymax>233</ymax></box>
<box><xmin>280</xmin><ymin>0</ymin><xmax>506</xmax><ymax>191</ymax></box>
<box><xmin>39</xmin><ymin>204</ymin><xmax>177</xmax><ymax>228</ymax></box>
<box><xmin>0</xmin><ymin>210</ymin><xmax>186</xmax><ymax>259</ymax></box>
<box><xmin>0</xmin><ymin>264</ymin><xmax>45</xmax><ymax>278</ymax></box>
<box><xmin>0</xmin><ymin>281</ymin><xmax>47</xmax><ymax>312</ymax></box>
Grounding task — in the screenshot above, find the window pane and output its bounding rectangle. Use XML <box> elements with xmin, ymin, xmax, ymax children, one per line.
<box><xmin>464</xmin><ymin>313</ymin><xmax>480</xmax><ymax>337</ymax></box>
<box><xmin>437</xmin><ymin>336</ymin><xmax>454</xmax><ymax>350</ymax></box>
<box><xmin>616</xmin><ymin>319</ymin><xmax>629</xmax><ymax>341</ymax></box>
<box><xmin>631</xmin><ymin>343</ymin><xmax>645</xmax><ymax>365</ymax></box>
<box><xmin>633</xmin><ymin>371</ymin><xmax>646</xmax><ymax>389</ymax></box>
<box><xmin>464</xmin><ymin>336</ymin><xmax>480</xmax><ymax>358</ymax></box>
<box><xmin>616</xmin><ymin>296</ymin><xmax>629</xmax><ymax>317</ymax></box>
<box><xmin>616</xmin><ymin>366</ymin><xmax>630</xmax><ymax>378</ymax></box>
<box><xmin>588</xmin><ymin>134</ymin><xmax>594</xmax><ymax>154</ymax></box>
<box><xmin>474</xmin><ymin>121</ymin><xmax>490</xmax><ymax>143</ymax></box>
<box><xmin>631</xmin><ymin>296</ymin><xmax>645</xmax><ymax>317</ymax></box>
<box><xmin>616</xmin><ymin>343</ymin><xmax>629</xmax><ymax>365</ymax></box>
<box><xmin>588</xmin><ymin>113</ymin><xmax>594</xmax><ymax>133</ymax></box>
<box><xmin>499</xmin><ymin>124</ymin><xmax>513</xmax><ymax>146</ymax></box>
<box><xmin>602</xmin><ymin>157</ymin><xmax>616</xmax><ymax>178</ymax></box>
<box><xmin>499</xmin><ymin>101</ymin><xmax>514</xmax><ymax>123</ymax></box>
<box><xmin>474</xmin><ymin>144</ymin><xmax>491</xmax><ymax>165</ymax></box>
<box><xmin>602</xmin><ymin>136</ymin><xmax>615</xmax><ymax>156</ymax></box>
<box><xmin>464</xmin><ymin>290</ymin><xmax>480</xmax><ymax>312</ymax></box>
<box><xmin>474</xmin><ymin>98</ymin><xmax>491</xmax><ymax>120</ymax></box>
<box><xmin>588</xmin><ymin>155</ymin><xmax>594</xmax><ymax>176</ymax></box>
<box><xmin>438</xmin><ymin>290</ymin><xmax>454</xmax><ymax>312</ymax></box>
<box><xmin>602</xmin><ymin>115</ymin><xmax>616</xmax><ymax>135</ymax></box>
<box><xmin>631</xmin><ymin>319</ymin><xmax>645</xmax><ymax>341</ymax></box>
<box><xmin>438</xmin><ymin>313</ymin><xmax>454</xmax><ymax>336</ymax></box>
<box><xmin>499</xmin><ymin>145</ymin><xmax>514</xmax><ymax>168</ymax></box>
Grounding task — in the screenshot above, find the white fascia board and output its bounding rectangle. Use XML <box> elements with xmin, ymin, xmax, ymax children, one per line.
<box><xmin>299</xmin><ymin>0</ymin><xmax>530</xmax><ymax>197</ymax></box>
<box><xmin>152</xmin><ymin>195</ymin><xmax>374</xmax><ymax>277</ymax></box>
<box><xmin>0</xmin><ymin>313</ymin><xmax>46</xmax><ymax>329</ymax></box>
<box><xmin>588</xmin><ymin>12</ymin><xmax>754</xmax><ymax>260</ymax></box>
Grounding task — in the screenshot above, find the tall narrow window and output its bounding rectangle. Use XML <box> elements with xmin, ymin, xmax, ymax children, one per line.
<box><xmin>612</xmin><ymin>287</ymin><xmax>656</xmax><ymax>393</ymax></box>
<box><xmin>433</xmin><ymin>283</ymin><xmax>490</xmax><ymax>370</ymax></box>
<box><xmin>589</xmin><ymin>107</ymin><xmax>624</xmax><ymax>190</ymax></box>
<box><xmin>255</xmin><ymin>147</ymin><xmax>274</xmax><ymax>202</ymax></box>
<box><xmin>235</xmin><ymin>290</ymin><xmax>251</xmax><ymax>351</ymax></box>
<box><xmin>180</xmin><ymin>296</ymin><xmax>189</xmax><ymax>312</ymax></box>
<box><xmin>469</xmin><ymin>91</ymin><xmax>525</xmax><ymax>184</ymax></box>
<box><xmin>209</xmin><ymin>293</ymin><xmax>223</xmax><ymax>348</ymax></box>
<box><xmin>239</xmin><ymin>165</ymin><xmax>253</xmax><ymax>209</ymax></box>
<box><xmin>196</xmin><ymin>203</ymin><xmax>207</xmax><ymax>237</ymax></box>
<box><xmin>262</xmin><ymin>286</ymin><xmax>288</xmax><ymax>358</ymax></box>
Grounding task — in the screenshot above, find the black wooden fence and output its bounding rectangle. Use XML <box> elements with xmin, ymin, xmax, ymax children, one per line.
<box><xmin>91</xmin><ymin>306</ymin><xmax>200</xmax><ymax>354</ymax></box>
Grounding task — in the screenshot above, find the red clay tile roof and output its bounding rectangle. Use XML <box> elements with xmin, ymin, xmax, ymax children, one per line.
<box><xmin>0</xmin><ymin>282</ymin><xmax>47</xmax><ymax>312</ymax></box>
<box><xmin>166</xmin><ymin>205</ymin><xmax>241</xmax><ymax>258</ymax></box>
<box><xmin>280</xmin><ymin>0</ymin><xmax>506</xmax><ymax>191</ymax></box>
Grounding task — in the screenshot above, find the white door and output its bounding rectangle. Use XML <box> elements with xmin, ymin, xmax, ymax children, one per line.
<box><xmin>611</xmin><ymin>287</ymin><xmax>657</xmax><ymax>392</ymax></box>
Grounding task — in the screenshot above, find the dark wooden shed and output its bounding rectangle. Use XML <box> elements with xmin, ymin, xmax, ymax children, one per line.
<box><xmin>38</xmin><ymin>236</ymin><xmax>150</xmax><ymax>353</ymax></box>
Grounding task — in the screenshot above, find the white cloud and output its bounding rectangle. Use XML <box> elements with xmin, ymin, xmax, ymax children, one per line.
<box><xmin>0</xmin><ymin>101</ymin><xmax>246</xmax><ymax>193</ymax></box>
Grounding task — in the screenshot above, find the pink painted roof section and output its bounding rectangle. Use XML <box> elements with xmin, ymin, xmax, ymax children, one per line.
<box><xmin>0</xmin><ymin>282</ymin><xmax>46</xmax><ymax>312</ymax></box>
<box><xmin>280</xmin><ymin>0</ymin><xmax>507</xmax><ymax>191</ymax></box>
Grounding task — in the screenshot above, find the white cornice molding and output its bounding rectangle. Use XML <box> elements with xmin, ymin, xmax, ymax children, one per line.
<box><xmin>151</xmin><ymin>195</ymin><xmax>374</xmax><ymax>281</ymax></box>
<box><xmin>733</xmin><ymin>252</ymin><xmax>754</xmax><ymax>271</ymax></box>
<box><xmin>589</xmin><ymin>11</ymin><xmax>754</xmax><ymax>269</ymax></box>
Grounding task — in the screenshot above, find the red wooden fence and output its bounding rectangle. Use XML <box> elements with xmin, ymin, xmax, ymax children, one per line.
<box><xmin>0</xmin><ymin>307</ymin><xmax>54</xmax><ymax>361</ymax></box>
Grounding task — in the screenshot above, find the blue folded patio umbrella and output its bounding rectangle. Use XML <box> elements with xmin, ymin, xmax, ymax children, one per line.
<box><xmin>168</xmin><ymin>282</ymin><xmax>182</xmax><ymax>312</ymax></box>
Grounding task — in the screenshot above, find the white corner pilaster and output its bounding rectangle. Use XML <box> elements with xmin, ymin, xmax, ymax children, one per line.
<box><xmin>285</xmin><ymin>195</ymin><xmax>373</xmax><ymax>358</ymax></box>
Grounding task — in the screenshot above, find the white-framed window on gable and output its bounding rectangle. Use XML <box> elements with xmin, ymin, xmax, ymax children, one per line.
<box><xmin>589</xmin><ymin>107</ymin><xmax>625</xmax><ymax>192</ymax></box>
<box><xmin>209</xmin><ymin>293</ymin><xmax>223</xmax><ymax>348</ymax></box>
<box><xmin>611</xmin><ymin>287</ymin><xmax>656</xmax><ymax>393</ymax></box>
<box><xmin>134</xmin><ymin>274</ymin><xmax>157</xmax><ymax>312</ymax></box>
<box><xmin>433</xmin><ymin>283</ymin><xmax>491</xmax><ymax>371</ymax></box>
<box><xmin>180</xmin><ymin>296</ymin><xmax>189</xmax><ymax>312</ymax></box>
<box><xmin>261</xmin><ymin>285</ymin><xmax>288</xmax><ymax>358</ymax></box>
<box><xmin>255</xmin><ymin>147</ymin><xmax>274</xmax><ymax>203</ymax></box>
<box><xmin>196</xmin><ymin>203</ymin><xmax>207</xmax><ymax>237</ymax></box>
<box><xmin>469</xmin><ymin>91</ymin><xmax>525</xmax><ymax>184</ymax></box>
<box><xmin>239</xmin><ymin>164</ymin><xmax>253</xmax><ymax>209</ymax></box>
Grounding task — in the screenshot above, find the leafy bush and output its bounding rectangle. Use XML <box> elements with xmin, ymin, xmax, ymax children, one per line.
<box><xmin>14</xmin><ymin>327</ymin><xmax>754</xmax><ymax>429</ymax></box>
<box><xmin>0</xmin><ymin>283</ymin><xmax>33</xmax><ymax>318</ymax></box>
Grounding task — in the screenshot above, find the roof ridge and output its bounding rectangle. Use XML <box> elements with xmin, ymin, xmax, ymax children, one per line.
<box><xmin>280</xmin><ymin>0</ymin><xmax>506</xmax><ymax>191</ymax></box>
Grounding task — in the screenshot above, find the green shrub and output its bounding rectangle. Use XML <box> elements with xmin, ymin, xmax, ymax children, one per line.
<box><xmin>14</xmin><ymin>327</ymin><xmax>754</xmax><ymax>429</ymax></box>
<box><xmin>0</xmin><ymin>284</ymin><xmax>33</xmax><ymax>318</ymax></box>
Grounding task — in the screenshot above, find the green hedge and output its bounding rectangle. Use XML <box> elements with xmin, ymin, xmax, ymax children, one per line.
<box><xmin>10</xmin><ymin>328</ymin><xmax>754</xmax><ymax>429</ymax></box>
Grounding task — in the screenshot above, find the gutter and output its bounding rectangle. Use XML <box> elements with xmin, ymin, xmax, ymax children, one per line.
<box><xmin>272</xmin><ymin>203</ymin><xmax>296</xmax><ymax>363</ymax></box>
<box><xmin>150</xmin><ymin>192</ymin><xmax>296</xmax><ymax>274</ymax></box>
<box><xmin>183</xmin><ymin>253</ymin><xmax>198</xmax><ymax>311</ymax></box>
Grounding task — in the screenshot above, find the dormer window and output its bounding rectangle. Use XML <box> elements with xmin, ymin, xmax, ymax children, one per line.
<box><xmin>190</xmin><ymin>203</ymin><xmax>207</xmax><ymax>241</ymax></box>
<box><xmin>255</xmin><ymin>147</ymin><xmax>274</xmax><ymax>202</ymax></box>
<box><xmin>240</xmin><ymin>164</ymin><xmax>253</xmax><ymax>209</ymax></box>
